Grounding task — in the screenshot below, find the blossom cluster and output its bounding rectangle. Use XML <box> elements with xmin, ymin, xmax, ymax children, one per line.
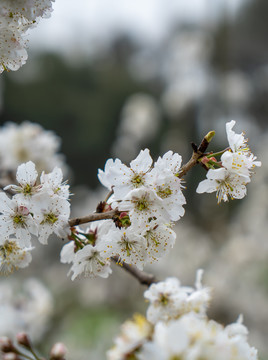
<box><xmin>107</xmin><ymin>272</ymin><xmax>258</xmax><ymax>360</ymax></box>
<box><xmin>0</xmin><ymin>278</ymin><xmax>53</xmax><ymax>342</ymax></box>
<box><xmin>0</xmin><ymin>0</ymin><xmax>54</xmax><ymax>73</ymax></box>
<box><xmin>61</xmin><ymin>149</ymin><xmax>186</xmax><ymax>280</ymax></box>
<box><xmin>197</xmin><ymin>120</ymin><xmax>261</xmax><ymax>203</ymax></box>
<box><xmin>0</xmin><ymin>161</ymin><xmax>70</xmax><ymax>274</ymax></box>
<box><xmin>0</xmin><ymin>121</ymin><xmax>66</xmax><ymax>176</ymax></box>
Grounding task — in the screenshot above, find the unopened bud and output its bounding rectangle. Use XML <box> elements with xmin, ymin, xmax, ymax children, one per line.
<box><xmin>205</xmin><ymin>130</ymin><xmax>215</xmax><ymax>143</ymax></box>
<box><xmin>50</xmin><ymin>342</ymin><xmax>67</xmax><ymax>359</ymax></box>
<box><xmin>119</xmin><ymin>212</ymin><xmax>128</xmax><ymax>219</ymax></box>
<box><xmin>18</xmin><ymin>206</ymin><xmax>30</xmax><ymax>216</ymax></box>
<box><xmin>0</xmin><ymin>337</ymin><xmax>15</xmax><ymax>353</ymax></box>
<box><xmin>16</xmin><ymin>333</ymin><xmax>31</xmax><ymax>348</ymax></box>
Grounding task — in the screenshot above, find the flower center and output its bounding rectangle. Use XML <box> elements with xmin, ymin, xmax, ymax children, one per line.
<box><xmin>131</xmin><ymin>173</ymin><xmax>144</xmax><ymax>188</ymax></box>
<box><xmin>0</xmin><ymin>240</ymin><xmax>20</xmax><ymax>259</ymax></box>
<box><xmin>42</xmin><ymin>212</ymin><xmax>58</xmax><ymax>224</ymax></box>
<box><xmin>157</xmin><ymin>186</ymin><xmax>172</xmax><ymax>199</ymax></box>
<box><xmin>22</xmin><ymin>183</ymin><xmax>33</xmax><ymax>195</ymax></box>
<box><xmin>135</xmin><ymin>197</ymin><xmax>149</xmax><ymax>211</ymax></box>
<box><xmin>159</xmin><ymin>293</ymin><xmax>169</xmax><ymax>306</ymax></box>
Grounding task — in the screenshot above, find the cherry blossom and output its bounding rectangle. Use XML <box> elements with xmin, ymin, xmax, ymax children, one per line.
<box><xmin>196</xmin><ymin>167</ymin><xmax>248</xmax><ymax>203</ymax></box>
<box><xmin>100</xmin><ymin>226</ymin><xmax>147</xmax><ymax>270</ymax></box>
<box><xmin>0</xmin><ymin>237</ymin><xmax>33</xmax><ymax>275</ymax></box>
<box><xmin>0</xmin><ymin>193</ymin><xmax>38</xmax><ymax>247</ymax></box>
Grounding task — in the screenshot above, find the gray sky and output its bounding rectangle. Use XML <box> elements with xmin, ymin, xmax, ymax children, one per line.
<box><xmin>29</xmin><ymin>0</ymin><xmax>245</xmax><ymax>55</ymax></box>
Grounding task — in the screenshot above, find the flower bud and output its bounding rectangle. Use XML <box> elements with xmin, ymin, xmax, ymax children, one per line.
<box><xmin>18</xmin><ymin>206</ymin><xmax>30</xmax><ymax>216</ymax></box>
<box><xmin>0</xmin><ymin>337</ymin><xmax>15</xmax><ymax>353</ymax></box>
<box><xmin>50</xmin><ymin>342</ymin><xmax>67</xmax><ymax>359</ymax></box>
<box><xmin>16</xmin><ymin>333</ymin><xmax>31</xmax><ymax>348</ymax></box>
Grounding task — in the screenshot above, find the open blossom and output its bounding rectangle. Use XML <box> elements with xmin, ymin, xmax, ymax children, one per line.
<box><xmin>61</xmin><ymin>221</ymin><xmax>115</xmax><ymax>280</ymax></box>
<box><xmin>68</xmin><ymin>241</ymin><xmax>112</xmax><ymax>280</ymax></box>
<box><xmin>100</xmin><ymin>227</ymin><xmax>147</xmax><ymax>270</ymax></box>
<box><xmin>40</xmin><ymin>167</ymin><xmax>69</xmax><ymax>199</ymax></box>
<box><xmin>138</xmin><ymin>314</ymin><xmax>258</xmax><ymax>360</ymax></box>
<box><xmin>0</xmin><ymin>23</ymin><xmax>28</xmax><ymax>73</ymax></box>
<box><xmin>5</xmin><ymin>161</ymin><xmax>39</xmax><ymax>198</ymax></box>
<box><xmin>0</xmin><ymin>122</ymin><xmax>66</xmax><ymax>174</ymax></box>
<box><xmin>196</xmin><ymin>167</ymin><xmax>248</xmax><ymax>203</ymax></box>
<box><xmin>144</xmin><ymin>223</ymin><xmax>176</xmax><ymax>263</ymax></box>
<box><xmin>150</xmin><ymin>170</ymin><xmax>185</xmax><ymax>221</ymax></box>
<box><xmin>0</xmin><ymin>1</ymin><xmax>55</xmax><ymax>73</ymax></box>
<box><xmin>0</xmin><ymin>193</ymin><xmax>38</xmax><ymax>247</ymax></box>
<box><xmin>31</xmin><ymin>194</ymin><xmax>70</xmax><ymax>244</ymax></box>
<box><xmin>117</xmin><ymin>188</ymin><xmax>170</xmax><ymax>231</ymax></box>
<box><xmin>196</xmin><ymin>120</ymin><xmax>261</xmax><ymax>203</ymax></box>
<box><xmin>0</xmin><ymin>0</ymin><xmax>54</xmax><ymax>23</ymax></box>
<box><xmin>0</xmin><ymin>237</ymin><xmax>33</xmax><ymax>275</ymax></box>
<box><xmin>107</xmin><ymin>314</ymin><xmax>153</xmax><ymax>360</ymax></box>
<box><xmin>144</xmin><ymin>271</ymin><xmax>211</xmax><ymax>324</ymax></box>
<box><xmin>226</xmin><ymin>120</ymin><xmax>249</xmax><ymax>152</ymax></box>
<box><xmin>99</xmin><ymin>149</ymin><xmax>154</xmax><ymax>199</ymax></box>
<box><xmin>153</xmin><ymin>151</ymin><xmax>183</xmax><ymax>177</ymax></box>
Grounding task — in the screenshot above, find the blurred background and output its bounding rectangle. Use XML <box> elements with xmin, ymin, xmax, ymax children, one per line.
<box><xmin>0</xmin><ymin>0</ymin><xmax>268</xmax><ymax>359</ymax></box>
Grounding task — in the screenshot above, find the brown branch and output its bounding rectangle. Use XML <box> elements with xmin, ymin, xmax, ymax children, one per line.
<box><xmin>177</xmin><ymin>130</ymin><xmax>215</xmax><ymax>178</ymax></box>
<box><xmin>112</xmin><ymin>257</ymin><xmax>157</xmax><ymax>286</ymax></box>
<box><xmin>68</xmin><ymin>209</ymin><xmax>119</xmax><ymax>227</ymax></box>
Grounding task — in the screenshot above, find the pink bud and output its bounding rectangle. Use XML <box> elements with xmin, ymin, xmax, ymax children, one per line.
<box><xmin>119</xmin><ymin>212</ymin><xmax>128</xmax><ymax>219</ymax></box>
<box><xmin>18</xmin><ymin>206</ymin><xmax>30</xmax><ymax>216</ymax></box>
<box><xmin>16</xmin><ymin>333</ymin><xmax>31</xmax><ymax>348</ymax></box>
<box><xmin>50</xmin><ymin>342</ymin><xmax>67</xmax><ymax>359</ymax></box>
<box><xmin>201</xmin><ymin>156</ymin><xmax>210</xmax><ymax>164</ymax></box>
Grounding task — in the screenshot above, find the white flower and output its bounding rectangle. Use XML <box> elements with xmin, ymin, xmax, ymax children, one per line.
<box><xmin>144</xmin><ymin>277</ymin><xmax>189</xmax><ymax>324</ymax></box>
<box><xmin>40</xmin><ymin>167</ymin><xmax>69</xmax><ymax>199</ymax></box>
<box><xmin>196</xmin><ymin>167</ymin><xmax>248</xmax><ymax>203</ymax></box>
<box><xmin>100</xmin><ymin>149</ymin><xmax>154</xmax><ymax>199</ymax></box>
<box><xmin>144</xmin><ymin>223</ymin><xmax>176</xmax><ymax>263</ymax></box>
<box><xmin>69</xmin><ymin>242</ymin><xmax>112</xmax><ymax>280</ymax></box>
<box><xmin>32</xmin><ymin>194</ymin><xmax>70</xmax><ymax>244</ymax></box>
<box><xmin>221</xmin><ymin>150</ymin><xmax>261</xmax><ymax>179</ymax></box>
<box><xmin>154</xmin><ymin>151</ymin><xmax>183</xmax><ymax>177</ymax></box>
<box><xmin>97</xmin><ymin>158</ymin><xmax>122</xmax><ymax>190</ymax></box>
<box><xmin>0</xmin><ymin>122</ymin><xmax>65</xmax><ymax>174</ymax></box>
<box><xmin>144</xmin><ymin>271</ymin><xmax>211</xmax><ymax>324</ymax></box>
<box><xmin>107</xmin><ymin>314</ymin><xmax>152</xmax><ymax>360</ymax></box>
<box><xmin>117</xmin><ymin>188</ymin><xmax>170</xmax><ymax>231</ymax></box>
<box><xmin>0</xmin><ymin>0</ymin><xmax>54</xmax><ymax>23</ymax></box>
<box><xmin>0</xmin><ymin>237</ymin><xmax>33</xmax><ymax>275</ymax></box>
<box><xmin>0</xmin><ymin>22</ymin><xmax>28</xmax><ymax>73</ymax></box>
<box><xmin>138</xmin><ymin>313</ymin><xmax>258</xmax><ymax>360</ymax></box>
<box><xmin>5</xmin><ymin>161</ymin><xmax>39</xmax><ymax>197</ymax></box>
<box><xmin>100</xmin><ymin>227</ymin><xmax>147</xmax><ymax>270</ymax></box>
<box><xmin>138</xmin><ymin>319</ymin><xmax>190</xmax><ymax>360</ymax></box>
<box><xmin>0</xmin><ymin>192</ymin><xmax>38</xmax><ymax>247</ymax></box>
<box><xmin>150</xmin><ymin>170</ymin><xmax>185</xmax><ymax>221</ymax></box>
<box><xmin>226</xmin><ymin>120</ymin><xmax>248</xmax><ymax>153</ymax></box>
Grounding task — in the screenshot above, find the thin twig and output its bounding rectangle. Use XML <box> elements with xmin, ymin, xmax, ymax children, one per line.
<box><xmin>112</xmin><ymin>257</ymin><xmax>157</xmax><ymax>287</ymax></box>
<box><xmin>177</xmin><ymin>131</ymin><xmax>215</xmax><ymax>178</ymax></box>
<box><xmin>104</xmin><ymin>188</ymin><xmax>114</xmax><ymax>203</ymax></box>
<box><xmin>68</xmin><ymin>209</ymin><xmax>119</xmax><ymax>227</ymax></box>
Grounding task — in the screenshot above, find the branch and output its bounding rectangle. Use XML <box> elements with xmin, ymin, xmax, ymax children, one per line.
<box><xmin>68</xmin><ymin>209</ymin><xmax>119</xmax><ymax>227</ymax></box>
<box><xmin>112</xmin><ymin>256</ymin><xmax>157</xmax><ymax>286</ymax></box>
<box><xmin>177</xmin><ymin>130</ymin><xmax>215</xmax><ymax>178</ymax></box>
